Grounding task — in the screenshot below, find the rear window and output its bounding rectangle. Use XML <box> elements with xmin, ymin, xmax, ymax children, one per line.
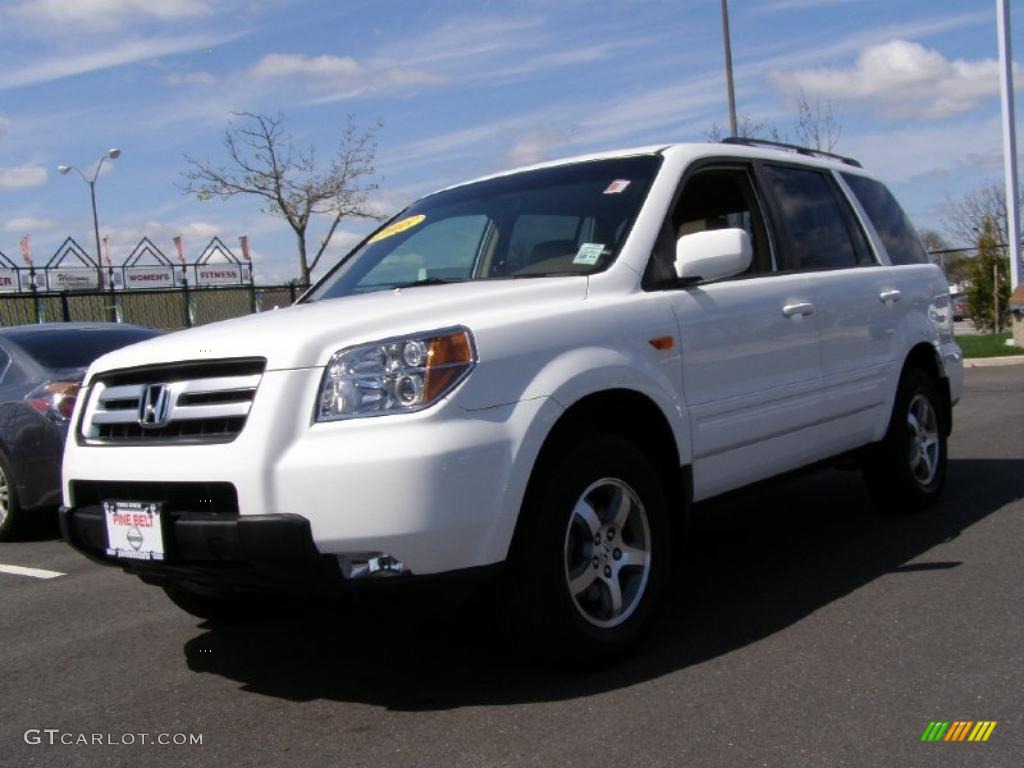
<box><xmin>842</xmin><ymin>174</ymin><xmax>929</xmax><ymax>265</ymax></box>
<box><xmin>10</xmin><ymin>328</ymin><xmax>159</xmax><ymax>370</ymax></box>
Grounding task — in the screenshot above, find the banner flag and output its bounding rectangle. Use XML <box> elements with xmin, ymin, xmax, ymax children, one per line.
<box><xmin>19</xmin><ymin>234</ymin><xmax>32</xmax><ymax>266</ymax></box>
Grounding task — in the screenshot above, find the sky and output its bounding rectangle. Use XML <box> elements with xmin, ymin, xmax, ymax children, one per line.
<box><xmin>0</xmin><ymin>0</ymin><xmax>1020</xmax><ymax>284</ymax></box>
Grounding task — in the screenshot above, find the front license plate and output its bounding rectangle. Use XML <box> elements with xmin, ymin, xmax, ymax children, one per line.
<box><xmin>103</xmin><ymin>501</ymin><xmax>164</xmax><ymax>561</ymax></box>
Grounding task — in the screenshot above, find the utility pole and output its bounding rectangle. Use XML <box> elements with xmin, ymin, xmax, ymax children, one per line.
<box><xmin>720</xmin><ymin>0</ymin><xmax>738</xmax><ymax>137</ymax></box>
<box><xmin>997</xmin><ymin>0</ymin><xmax>1021</xmax><ymax>292</ymax></box>
<box><xmin>994</xmin><ymin>260</ymin><xmax>1001</xmax><ymax>334</ymax></box>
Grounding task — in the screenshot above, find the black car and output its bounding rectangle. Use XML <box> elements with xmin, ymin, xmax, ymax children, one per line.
<box><xmin>0</xmin><ymin>322</ymin><xmax>162</xmax><ymax>539</ymax></box>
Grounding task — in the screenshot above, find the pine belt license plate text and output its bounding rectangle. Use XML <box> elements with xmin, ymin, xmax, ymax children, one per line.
<box><xmin>104</xmin><ymin>501</ymin><xmax>164</xmax><ymax>561</ymax></box>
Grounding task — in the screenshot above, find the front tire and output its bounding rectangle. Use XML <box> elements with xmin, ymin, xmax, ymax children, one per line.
<box><xmin>863</xmin><ymin>367</ymin><xmax>947</xmax><ymax>514</ymax></box>
<box><xmin>507</xmin><ymin>433</ymin><xmax>671</xmax><ymax>664</ymax></box>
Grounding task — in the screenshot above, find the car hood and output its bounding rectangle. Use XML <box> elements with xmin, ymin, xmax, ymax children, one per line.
<box><xmin>87</xmin><ymin>278</ymin><xmax>589</xmax><ymax>377</ymax></box>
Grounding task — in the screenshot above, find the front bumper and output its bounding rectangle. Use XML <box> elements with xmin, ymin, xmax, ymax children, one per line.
<box><xmin>63</xmin><ymin>366</ymin><xmax>561</xmax><ymax>578</ymax></box>
<box><xmin>60</xmin><ymin>504</ymin><xmax>343</xmax><ymax>594</ymax></box>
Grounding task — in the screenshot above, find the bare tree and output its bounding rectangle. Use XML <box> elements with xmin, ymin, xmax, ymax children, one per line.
<box><xmin>919</xmin><ymin>228</ymin><xmax>970</xmax><ymax>284</ymax></box>
<box><xmin>182</xmin><ymin>112</ymin><xmax>382</xmax><ymax>285</ymax></box>
<box><xmin>704</xmin><ymin>115</ymin><xmax>782</xmax><ymax>142</ymax></box>
<box><xmin>794</xmin><ymin>90</ymin><xmax>841</xmax><ymax>152</ymax></box>
<box><xmin>704</xmin><ymin>91</ymin><xmax>840</xmax><ymax>150</ymax></box>
<box><xmin>918</xmin><ymin>228</ymin><xmax>950</xmax><ymax>255</ymax></box>
<box><xmin>943</xmin><ymin>183</ymin><xmax>1023</xmax><ymax>250</ymax></box>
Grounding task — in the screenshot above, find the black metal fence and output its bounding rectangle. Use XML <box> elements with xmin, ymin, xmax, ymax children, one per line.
<box><xmin>0</xmin><ymin>283</ymin><xmax>305</xmax><ymax>330</ymax></box>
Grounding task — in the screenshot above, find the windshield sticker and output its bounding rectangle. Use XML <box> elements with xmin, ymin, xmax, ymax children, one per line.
<box><xmin>573</xmin><ymin>243</ymin><xmax>605</xmax><ymax>266</ymax></box>
<box><xmin>603</xmin><ymin>179</ymin><xmax>631</xmax><ymax>195</ymax></box>
<box><xmin>368</xmin><ymin>214</ymin><xmax>426</xmax><ymax>244</ymax></box>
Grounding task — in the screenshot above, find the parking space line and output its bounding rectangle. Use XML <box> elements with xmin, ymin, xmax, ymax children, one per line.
<box><xmin>0</xmin><ymin>564</ymin><xmax>65</xmax><ymax>580</ymax></box>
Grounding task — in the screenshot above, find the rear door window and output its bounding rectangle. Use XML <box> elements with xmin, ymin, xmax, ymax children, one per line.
<box><xmin>762</xmin><ymin>164</ymin><xmax>871</xmax><ymax>271</ymax></box>
<box><xmin>842</xmin><ymin>174</ymin><xmax>929</xmax><ymax>265</ymax></box>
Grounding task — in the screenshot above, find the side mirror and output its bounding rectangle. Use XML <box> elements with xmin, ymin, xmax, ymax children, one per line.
<box><xmin>674</xmin><ymin>228</ymin><xmax>753</xmax><ymax>283</ymax></box>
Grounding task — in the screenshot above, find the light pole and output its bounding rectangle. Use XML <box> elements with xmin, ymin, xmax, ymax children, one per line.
<box><xmin>57</xmin><ymin>148</ymin><xmax>121</xmax><ymax>291</ymax></box>
<box><xmin>720</xmin><ymin>0</ymin><xmax>738</xmax><ymax>137</ymax></box>
<box><xmin>997</xmin><ymin>0</ymin><xmax>1021</xmax><ymax>293</ymax></box>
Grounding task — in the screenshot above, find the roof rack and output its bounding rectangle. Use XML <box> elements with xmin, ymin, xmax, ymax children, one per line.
<box><xmin>720</xmin><ymin>136</ymin><xmax>862</xmax><ymax>168</ymax></box>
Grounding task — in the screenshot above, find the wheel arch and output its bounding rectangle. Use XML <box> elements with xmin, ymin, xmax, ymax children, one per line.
<box><xmin>902</xmin><ymin>342</ymin><xmax>952</xmax><ymax>436</ymax></box>
<box><xmin>507</xmin><ymin>388</ymin><xmax>692</xmax><ymax>561</ymax></box>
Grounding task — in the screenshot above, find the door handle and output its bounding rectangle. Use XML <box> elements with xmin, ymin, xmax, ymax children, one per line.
<box><xmin>782</xmin><ymin>301</ymin><xmax>815</xmax><ymax>318</ymax></box>
<box><xmin>879</xmin><ymin>289</ymin><xmax>902</xmax><ymax>303</ymax></box>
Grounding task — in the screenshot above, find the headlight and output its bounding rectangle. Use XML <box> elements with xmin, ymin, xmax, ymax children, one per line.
<box><xmin>316</xmin><ymin>327</ymin><xmax>476</xmax><ymax>421</ymax></box>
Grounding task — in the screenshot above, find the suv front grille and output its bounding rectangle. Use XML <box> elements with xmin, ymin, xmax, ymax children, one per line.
<box><xmin>81</xmin><ymin>358</ymin><xmax>265</xmax><ymax>445</ymax></box>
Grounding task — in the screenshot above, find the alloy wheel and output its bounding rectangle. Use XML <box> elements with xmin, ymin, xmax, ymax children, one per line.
<box><xmin>0</xmin><ymin>464</ymin><xmax>9</xmax><ymax>528</ymax></box>
<box><xmin>906</xmin><ymin>393</ymin><xmax>940</xmax><ymax>487</ymax></box>
<box><xmin>563</xmin><ymin>477</ymin><xmax>652</xmax><ymax>629</ymax></box>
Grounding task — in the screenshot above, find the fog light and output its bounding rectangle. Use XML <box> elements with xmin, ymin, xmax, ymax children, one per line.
<box><xmin>337</xmin><ymin>552</ymin><xmax>406</xmax><ymax>579</ymax></box>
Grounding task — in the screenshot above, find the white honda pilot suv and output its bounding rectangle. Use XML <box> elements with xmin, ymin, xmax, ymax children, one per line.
<box><xmin>62</xmin><ymin>139</ymin><xmax>962</xmax><ymax>660</ymax></box>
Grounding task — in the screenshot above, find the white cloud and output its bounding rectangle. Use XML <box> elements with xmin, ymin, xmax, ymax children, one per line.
<box><xmin>163</xmin><ymin>71</ymin><xmax>216</xmax><ymax>86</ymax></box>
<box><xmin>769</xmin><ymin>40</ymin><xmax>1021</xmax><ymax>119</ymax></box>
<box><xmin>471</xmin><ymin>40</ymin><xmax>650</xmax><ymax>83</ymax></box>
<box><xmin>746</xmin><ymin>11</ymin><xmax>991</xmax><ymax>74</ymax></box>
<box><xmin>250</xmin><ymin>53</ymin><xmax>443</xmax><ymax>102</ymax></box>
<box><xmin>363</xmin><ymin>189</ymin><xmax>414</xmax><ymax>220</ymax></box>
<box><xmin>0</xmin><ymin>164</ymin><xmax>47</xmax><ymax>189</ymax></box>
<box><xmin>506</xmin><ymin>128</ymin><xmax>572</xmax><ymax>166</ymax></box>
<box><xmin>0</xmin><ymin>31</ymin><xmax>244</xmax><ymax>91</ymax></box>
<box><xmin>4</xmin><ymin>216</ymin><xmax>59</xmax><ymax>232</ymax></box>
<box><xmin>843</xmin><ymin>117</ymin><xmax>1004</xmax><ymax>184</ymax></box>
<box><xmin>250</xmin><ymin>53</ymin><xmax>445</xmax><ymax>101</ymax></box>
<box><xmin>4</xmin><ymin>0</ymin><xmax>210</xmax><ymax>32</ymax></box>
<box><xmin>377</xmin><ymin>16</ymin><xmax>545</xmax><ymax>69</ymax></box>
<box><xmin>251</xmin><ymin>53</ymin><xmax>361</xmax><ymax>79</ymax></box>
<box><xmin>380</xmin><ymin>72</ymin><xmax>723</xmax><ymax>183</ymax></box>
<box><xmin>0</xmin><ymin>115</ymin><xmax>10</xmax><ymax>138</ymax></box>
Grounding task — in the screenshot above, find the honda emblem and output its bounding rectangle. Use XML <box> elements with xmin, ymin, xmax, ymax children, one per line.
<box><xmin>138</xmin><ymin>384</ymin><xmax>171</xmax><ymax>428</ymax></box>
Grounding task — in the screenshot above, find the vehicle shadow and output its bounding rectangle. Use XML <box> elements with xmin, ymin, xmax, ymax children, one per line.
<box><xmin>182</xmin><ymin>458</ymin><xmax>1023</xmax><ymax>710</ymax></box>
<box><xmin>8</xmin><ymin>509</ymin><xmax>61</xmax><ymax>541</ymax></box>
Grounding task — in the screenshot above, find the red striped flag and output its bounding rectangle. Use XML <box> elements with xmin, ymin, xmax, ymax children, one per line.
<box><xmin>19</xmin><ymin>234</ymin><xmax>32</xmax><ymax>266</ymax></box>
<box><xmin>173</xmin><ymin>236</ymin><xmax>185</xmax><ymax>264</ymax></box>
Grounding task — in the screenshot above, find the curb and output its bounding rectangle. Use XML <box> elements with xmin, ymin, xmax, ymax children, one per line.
<box><xmin>964</xmin><ymin>355</ymin><xmax>1024</xmax><ymax>368</ymax></box>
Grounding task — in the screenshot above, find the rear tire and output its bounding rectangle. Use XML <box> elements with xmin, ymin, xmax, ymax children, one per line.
<box><xmin>506</xmin><ymin>433</ymin><xmax>671</xmax><ymax>665</ymax></box>
<box><xmin>0</xmin><ymin>452</ymin><xmax>23</xmax><ymax>542</ymax></box>
<box><xmin>863</xmin><ymin>367</ymin><xmax>947</xmax><ymax>514</ymax></box>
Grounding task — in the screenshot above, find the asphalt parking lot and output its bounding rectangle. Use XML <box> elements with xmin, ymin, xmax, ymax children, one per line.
<box><xmin>2</xmin><ymin>366</ymin><xmax>1022</xmax><ymax>768</ymax></box>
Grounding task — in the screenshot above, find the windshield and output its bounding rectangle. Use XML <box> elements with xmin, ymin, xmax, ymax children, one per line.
<box><xmin>307</xmin><ymin>155</ymin><xmax>661</xmax><ymax>301</ymax></box>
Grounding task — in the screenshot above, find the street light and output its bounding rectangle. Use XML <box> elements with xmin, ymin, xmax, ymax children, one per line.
<box><xmin>57</xmin><ymin>148</ymin><xmax>121</xmax><ymax>291</ymax></box>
